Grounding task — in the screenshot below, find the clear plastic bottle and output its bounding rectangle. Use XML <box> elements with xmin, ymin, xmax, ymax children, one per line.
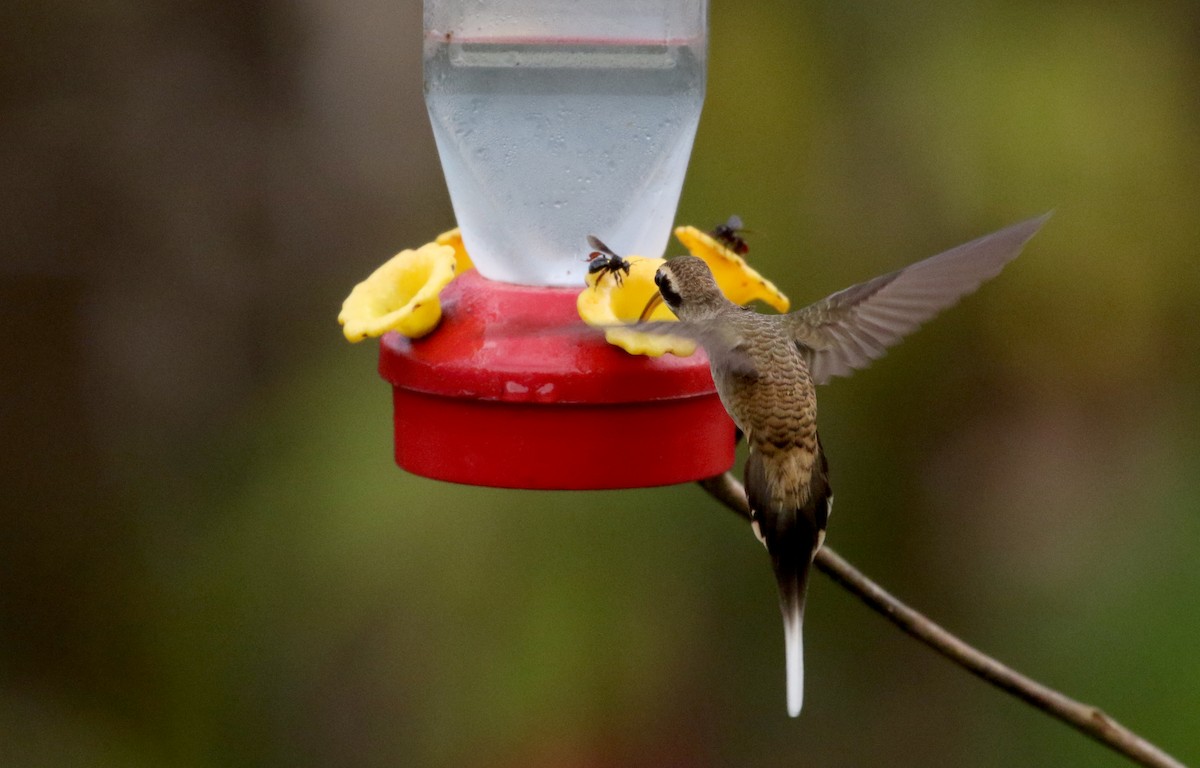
<box><xmin>423</xmin><ymin>1</ymin><xmax>707</xmax><ymax>285</ymax></box>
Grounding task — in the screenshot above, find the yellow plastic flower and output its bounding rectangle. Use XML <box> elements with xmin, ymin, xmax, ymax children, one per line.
<box><xmin>674</xmin><ymin>225</ymin><xmax>790</xmax><ymax>312</ymax></box>
<box><xmin>435</xmin><ymin>227</ymin><xmax>474</xmax><ymax>274</ymax></box>
<box><xmin>577</xmin><ymin>225</ymin><xmax>792</xmax><ymax>356</ymax></box>
<box><xmin>339</xmin><ymin>242</ymin><xmax>458</xmax><ymax>342</ymax></box>
<box><xmin>577</xmin><ymin>255</ymin><xmax>696</xmax><ymax>356</ymax></box>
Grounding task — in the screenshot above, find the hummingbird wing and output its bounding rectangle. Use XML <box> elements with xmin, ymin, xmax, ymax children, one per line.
<box><xmin>496</xmin><ymin>315</ymin><xmax>760</xmax><ymax>376</ymax></box>
<box><xmin>625</xmin><ymin>319</ymin><xmax>760</xmax><ymax>377</ymax></box>
<box><xmin>786</xmin><ymin>213</ymin><xmax>1050</xmax><ymax>385</ymax></box>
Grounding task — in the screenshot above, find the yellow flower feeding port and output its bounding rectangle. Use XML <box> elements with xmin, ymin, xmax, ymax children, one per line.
<box><xmin>339</xmin><ymin>242</ymin><xmax>458</xmax><ymax>342</ymax></box>
<box><xmin>577</xmin><ymin>228</ymin><xmax>789</xmax><ymax>357</ymax></box>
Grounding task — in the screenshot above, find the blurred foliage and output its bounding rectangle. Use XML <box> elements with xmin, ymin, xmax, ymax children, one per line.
<box><xmin>2</xmin><ymin>1</ymin><xmax>1199</xmax><ymax>767</ymax></box>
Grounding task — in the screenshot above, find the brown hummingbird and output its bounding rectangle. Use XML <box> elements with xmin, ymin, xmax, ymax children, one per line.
<box><xmin>637</xmin><ymin>214</ymin><xmax>1049</xmax><ymax>716</ymax></box>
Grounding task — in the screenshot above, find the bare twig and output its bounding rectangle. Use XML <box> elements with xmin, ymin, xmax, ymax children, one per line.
<box><xmin>697</xmin><ymin>472</ymin><xmax>1187</xmax><ymax>768</ymax></box>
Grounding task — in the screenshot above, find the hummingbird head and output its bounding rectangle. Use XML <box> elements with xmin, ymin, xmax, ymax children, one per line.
<box><xmin>648</xmin><ymin>256</ymin><xmax>728</xmax><ymax>321</ymax></box>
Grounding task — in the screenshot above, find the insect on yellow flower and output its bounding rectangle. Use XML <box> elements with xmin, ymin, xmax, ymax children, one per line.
<box><xmin>576</xmin><ymin>225</ymin><xmax>791</xmax><ymax>356</ymax></box>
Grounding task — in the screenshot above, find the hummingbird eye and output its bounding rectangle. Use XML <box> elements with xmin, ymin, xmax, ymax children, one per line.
<box><xmin>656</xmin><ymin>271</ymin><xmax>683</xmax><ymax>309</ymax></box>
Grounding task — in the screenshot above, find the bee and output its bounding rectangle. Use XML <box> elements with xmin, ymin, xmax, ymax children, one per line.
<box><xmin>710</xmin><ymin>215</ymin><xmax>751</xmax><ymax>255</ymax></box>
<box><xmin>585</xmin><ymin>235</ymin><xmax>632</xmax><ymax>288</ymax></box>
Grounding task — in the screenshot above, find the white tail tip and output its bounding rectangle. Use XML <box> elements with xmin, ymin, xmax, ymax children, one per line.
<box><xmin>784</xmin><ymin>606</ymin><xmax>804</xmax><ymax>717</ymax></box>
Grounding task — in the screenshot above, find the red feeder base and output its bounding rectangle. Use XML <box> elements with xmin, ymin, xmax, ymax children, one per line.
<box><xmin>378</xmin><ymin>270</ymin><xmax>736</xmax><ymax>489</ymax></box>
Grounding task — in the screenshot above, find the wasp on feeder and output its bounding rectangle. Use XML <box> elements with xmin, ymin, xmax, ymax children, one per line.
<box><xmin>710</xmin><ymin>214</ymin><xmax>751</xmax><ymax>255</ymax></box>
<box><xmin>585</xmin><ymin>235</ymin><xmax>632</xmax><ymax>288</ymax></box>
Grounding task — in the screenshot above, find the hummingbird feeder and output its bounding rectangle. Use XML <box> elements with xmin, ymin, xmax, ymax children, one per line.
<box><xmin>351</xmin><ymin>0</ymin><xmax>743</xmax><ymax>489</ymax></box>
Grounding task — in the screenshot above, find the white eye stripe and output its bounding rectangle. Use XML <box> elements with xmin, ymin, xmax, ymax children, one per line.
<box><xmin>656</xmin><ymin>270</ymin><xmax>683</xmax><ymax>306</ymax></box>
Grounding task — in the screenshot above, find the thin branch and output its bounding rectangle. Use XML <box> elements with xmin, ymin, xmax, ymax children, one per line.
<box><xmin>697</xmin><ymin>472</ymin><xmax>1187</xmax><ymax>768</ymax></box>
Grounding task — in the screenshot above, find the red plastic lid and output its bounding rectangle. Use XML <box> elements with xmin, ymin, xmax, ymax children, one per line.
<box><xmin>378</xmin><ymin>270</ymin><xmax>736</xmax><ymax>489</ymax></box>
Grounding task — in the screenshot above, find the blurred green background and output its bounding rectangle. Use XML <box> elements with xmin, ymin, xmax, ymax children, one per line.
<box><xmin>3</xmin><ymin>1</ymin><xmax>1198</xmax><ymax>766</ymax></box>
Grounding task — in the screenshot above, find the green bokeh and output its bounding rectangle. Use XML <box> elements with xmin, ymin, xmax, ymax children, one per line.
<box><xmin>3</xmin><ymin>2</ymin><xmax>1198</xmax><ymax>767</ymax></box>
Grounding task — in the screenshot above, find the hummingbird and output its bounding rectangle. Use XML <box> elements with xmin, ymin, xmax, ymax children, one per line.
<box><xmin>637</xmin><ymin>214</ymin><xmax>1049</xmax><ymax>717</ymax></box>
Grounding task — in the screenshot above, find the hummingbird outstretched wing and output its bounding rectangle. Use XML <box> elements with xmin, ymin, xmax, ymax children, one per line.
<box><xmin>786</xmin><ymin>213</ymin><xmax>1050</xmax><ymax>385</ymax></box>
<box><xmin>623</xmin><ymin>319</ymin><xmax>760</xmax><ymax>377</ymax></box>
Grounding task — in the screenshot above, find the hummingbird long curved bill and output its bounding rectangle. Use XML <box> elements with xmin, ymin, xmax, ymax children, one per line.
<box><xmin>635</xmin><ymin>214</ymin><xmax>1050</xmax><ymax>717</ymax></box>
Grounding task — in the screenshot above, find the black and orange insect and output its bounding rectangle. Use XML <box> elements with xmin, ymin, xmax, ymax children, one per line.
<box><xmin>710</xmin><ymin>215</ymin><xmax>751</xmax><ymax>255</ymax></box>
<box><xmin>585</xmin><ymin>235</ymin><xmax>632</xmax><ymax>288</ymax></box>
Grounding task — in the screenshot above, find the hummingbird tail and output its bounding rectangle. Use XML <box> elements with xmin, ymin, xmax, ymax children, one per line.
<box><xmin>776</xmin><ymin>550</ymin><xmax>811</xmax><ymax>717</ymax></box>
<box><xmin>782</xmin><ymin>581</ymin><xmax>806</xmax><ymax>717</ymax></box>
<box><xmin>745</xmin><ymin>444</ymin><xmax>830</xmax><ymax>718</ymax></box>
